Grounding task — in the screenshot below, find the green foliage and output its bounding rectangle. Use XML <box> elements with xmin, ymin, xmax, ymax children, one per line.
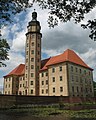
<box><xmin>0</xmin><ymin>0</ymin><xmax>32</xmax><ymax>27</ymax></box>
<box><xmin>1</xmin><ymin>107</ymin><xmax>96</xmax><ymax>118</ymax></box>
<box><xmin>35</xmin><ymin>0</ymin><xmax>96</xmax><ymax>41</ymax></box>
<box><xmin>81</xmin><ymin>19</ymin><xmax>96</xmax><ymax>41</ymax></box>
<box><xmin>0</xmin><ymin>39</ymin><xmax>10</xmax><ymax>67</ymax></box>
<box><xmin>0</xmin><ymin>0</ymin><xmax>96</xmax><ymax>41</ymax></box>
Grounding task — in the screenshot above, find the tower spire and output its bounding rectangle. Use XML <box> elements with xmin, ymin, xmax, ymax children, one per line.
<box><xmin>32</xmin><ymin>10</ymin><xmax>37</xmax><ymax>21</ymax></box>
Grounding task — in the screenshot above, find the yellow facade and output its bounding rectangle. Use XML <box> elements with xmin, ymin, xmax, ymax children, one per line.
<box><xmin>18</xmin><ymin>75</ymin><xmax>25</xmax><ymax>95</ymax></box>
<box><xmin>39</xmin><ymin>71</ymin><xmax>49</xmax><ymax>96</ymax></box>
<box><xmin>4</xmin><ymin>77</ymin><xmax>13</xmax><ymax>95</ymax></box>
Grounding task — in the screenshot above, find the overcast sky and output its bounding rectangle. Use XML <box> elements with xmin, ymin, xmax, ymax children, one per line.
<box><xmin>0</xmin><ymin>4</ymin><xmax>96</xmax><ymax>91</ymax></box>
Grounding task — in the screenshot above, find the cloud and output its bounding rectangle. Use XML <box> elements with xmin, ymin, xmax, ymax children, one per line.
<box><xmin>11</xmin><ymin>30</ymin><xmax>26</xmax><ymax>52</ymax></box>
<box><xmin>1</xmin><ymin>51</ymin><xmax>25</xmax><ymax>71</ymax></box>
<box><xmin>0</xmin><ymin>78</ymin><xmax>3</xmax><ymax>88</ymax></box>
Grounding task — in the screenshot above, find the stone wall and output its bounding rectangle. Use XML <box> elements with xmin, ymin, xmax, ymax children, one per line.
<box><xmin>0</xmin><ymin>95</ymin><xmax>95</xmax><ymax>108</ymax></box>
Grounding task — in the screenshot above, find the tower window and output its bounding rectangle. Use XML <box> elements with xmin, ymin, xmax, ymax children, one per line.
<box><xmin>31</xmin><ymin>50</ymin><xmax>34</xmax><ymax>54</ymax></box>
<box><xmin>38</xmin><ymin>51</ymin><xmax>40</xmax><ymax>55</ymax></box>
<box><xmin>38</xmin><ymin>59</ymin><xmax>39</xmax><ymax>62</ymax></box>
<box><xmin>26</xmin><ymin>74</ymin><xmax>27</xmax><ymax>78</ymax></box>
<box><xmin>32</xmin><ymin>34</ymin><xmax>35</xmax><ymax>38</ymax></box>
<box><xmin>31</xmin><ymin>58</ymin><xmax>34</xmax><ymax>62</ymax></box>
<box><xmin>27</xmin><ymin>36</ymin><xmax>29</xmax><ymax>39</ymax></box>
<box><xmin>26</xmin><ymin>66</ymin><xmax>28</xmax><ymax>70</ymax></box>
<box><xmin>26</xmin><ymin>43</ymin><xmax>28</xmax><ymax>47</ymax></box>
<box><xmin>31</xmin><ymin>65</ymin><xmax>34</xmax><ymax>69</ymax></box>
<box><xmin>26</xmin><ymin>51</ymin><xmax>28</xmax><ymax>55</ymax></box>
<box><xmin>37</xmin><ymin>66</ymin><xmax>39</xmax><ymax>70</ymax></box>
<box><xmin>31</xmin><ymin>81</ymin><xmax>33</xmax><ymax>85</ymax></box>
<box><xmin>38</xmin><ymin>35</ymin><xmax>40</xmax><ymax>39</ymax></box>
<box><xmin>26</xmin><ymin>58</ymin><xmax>28</xmax><ymax>62</ymax></box>
<box><xmin>32</xmin><ymin>42</ymin><xmax>34</xmax><ymax>46</ymax></box>
<box><xmin>38</xmin><ymin>44</ymin><xmax>40</xmax><ymax>47</ymax></box>
<box><xmin>31</xmin><ymin>73</ymin><xmax>34</xmax><ymax>77</ymax></box>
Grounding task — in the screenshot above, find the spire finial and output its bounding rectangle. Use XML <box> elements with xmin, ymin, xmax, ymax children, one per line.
<box><xmin>32</xmin><ymin>10</ymin><xmax>37</xmax><ymax>21</ymax></box>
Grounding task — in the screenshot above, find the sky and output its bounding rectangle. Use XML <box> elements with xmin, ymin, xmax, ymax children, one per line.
<box><xmin>0</xmin><ymin>4</ymin><xmax>96</xmax><ymax>92</ymax></box>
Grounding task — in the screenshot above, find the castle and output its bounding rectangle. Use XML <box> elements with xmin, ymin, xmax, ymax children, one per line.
<box><xmin>3</xmin><ymin>11</ymin><xmax>94</xmax><ymax>97</ymax></box>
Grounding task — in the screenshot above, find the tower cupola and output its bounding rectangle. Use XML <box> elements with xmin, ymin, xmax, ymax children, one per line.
<box><xmin>32</xmin><ymin>11</ymin><xmax>37</xmax><ymax>21</ymax></box>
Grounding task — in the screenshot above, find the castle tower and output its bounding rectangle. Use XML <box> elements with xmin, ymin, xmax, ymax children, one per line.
<box><xmin>25</xmin><ymin>11</ymin><xmax>42</xmax><ymax>95</ymax></box>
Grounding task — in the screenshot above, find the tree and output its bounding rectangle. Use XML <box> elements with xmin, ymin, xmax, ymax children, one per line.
<box><xmin>0</xmin><ymin>0</ymin><xmax>31</xmax><ymax>67</ymax></box>
<box><xmin>0</xmin><ymin>0</ymin><xmax>96</xmax><ymax>40</ymax></box>
<box><xmin>35</xmin><ymin>0</ymin><xmax>96</xmax><ymax>41</ymax></box>
<box><xmin>0</xmin><ymin>0</ymin><xmax>32</xmax><ymax>27</ymax></box>
<box><xmin>0</xmin><ymin>38</ymin><xmax>10</xmax><ymax>67</ymax></box>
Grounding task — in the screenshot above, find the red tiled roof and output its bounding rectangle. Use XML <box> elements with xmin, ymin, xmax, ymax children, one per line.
<box><xmin>4</xmin><ymin>64</ymin><xmax>25</xmax><ymax>77</ymax></box>
<box><xmin>4</xmin><ymin>49</ymin><xmax>93</xmax><ymax>77</ymax></box>
<box><xmin>40</xmin><ymin>49</ymin><xmax>93</xmax><ymax>71</ymax></box>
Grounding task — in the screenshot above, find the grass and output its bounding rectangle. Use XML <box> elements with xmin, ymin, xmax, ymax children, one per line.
<box><xmin>0</xmin><ymin>103</ymin><xmax>96</xmax><ymax>118</ymax></box>
<box><xmin>0</xmin><ymin>104</ymin><xmax>96</xmax><ymax>118</ymax></box>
